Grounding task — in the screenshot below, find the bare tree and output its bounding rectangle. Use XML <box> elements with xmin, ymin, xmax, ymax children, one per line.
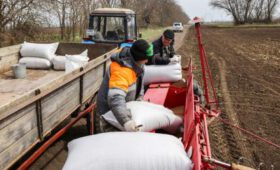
<box><xmin>265</xmin><ymin>0</ymin><xmax>278</xmax><ymax>22</ymax></box>
<box><xmin>119</xmin><ymin>0</ymin><xmax>137</xmax><ymax>9</ymax></box>
<box><xmin>100</xmin><ymin>0</ymin><xmax>120</xmax><ymax>8</ymax></box>
<box><xmin>210</xmin><ymin>0</ymin><xmax>238</xmax><ymax>23</ymax></box>
<box><xmin>243</xmin><ymin>0</ymin><xmax>254</xmax><ymax>22</ymax></box>
<box><xmin>0</xmin><ymin>0</ymin><xmax>35</xmax><ymax>32</ymax></box>
<box><xmin>0</xmin><ymin>0</ymin><xmax>189</xmax><ymax>46</ymax></box>
<box><xmin>80</xmin><ymin>0</ymin><xmax>98</xmax><ymax>37</ymax></box>
<box><xmin>252</xmin><ymin>0</ymin><xmax>265</xmax><ymax>22</ymax></box>
<box><xmin>118</xmin><ymin>0</ymin><xmax>189</xmax><ymax>27</ymax></box>
<box><xmin>210</xmin><ymin>0</ymin><xmax>279</xmax><ymax>24</ymax></box>
<box><xmin>54</xmin><ymin>0</ymin><xmax>68</xmax><ymax>40</ymax></box>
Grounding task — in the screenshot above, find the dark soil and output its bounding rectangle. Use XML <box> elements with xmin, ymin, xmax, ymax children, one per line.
<box><xmin>178</xmin><ymin>26</ymin><xmax>280</xmax><ymax>169</ymax></box>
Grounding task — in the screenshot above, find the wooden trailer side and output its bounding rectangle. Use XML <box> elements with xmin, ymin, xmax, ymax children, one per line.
<box><xmin>0</xmin><ymin>43</ymin><xmax>116</xmax><ymax>169</ymax></box>
<box><xmin>0</xmin><ymin>44</ymin><xmax>21</xmax><ymax>74</ymax></box>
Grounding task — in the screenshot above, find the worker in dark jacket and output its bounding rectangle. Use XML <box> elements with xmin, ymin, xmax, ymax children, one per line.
<box><xmin>95</xmin><ymin>39</ymin><xmax>153</xmax><ymax>133</ymax></box>
<box><xmin>147</xmin><ymin>29</ymin><xmax>176</xmax><ymax>65</ymax></box>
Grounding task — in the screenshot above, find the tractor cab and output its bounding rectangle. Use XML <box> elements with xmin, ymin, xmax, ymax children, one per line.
<box><xmin>83</xmin><ymin>8</ymin><xmax>137</xmax><ymax>47</ymax></box>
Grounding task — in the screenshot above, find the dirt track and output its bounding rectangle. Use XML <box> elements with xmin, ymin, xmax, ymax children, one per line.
<box><xmin>178</xmin><ymin>26</ymin><xmax>280</xmax><ymax>169</ymax></box>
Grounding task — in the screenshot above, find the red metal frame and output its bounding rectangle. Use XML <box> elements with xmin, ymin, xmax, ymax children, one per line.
<box><xmin>18</xmin><ymin>104</ymin><xmax>95</xmax><ymax>170</ymax></box>
<box><xmin>143</xmin><ymin>58</ymin><xmax>215</xmax><ymax>169</ymax></box>
<box><xmin>164</xmin><ymin>85</ymin><xmax>186</xmax><ymax>108</ymax></box>
<box><xmin>144</xmin><ymin>83</ymin><xmax>171</xmax><ymax>105</ymax></box>
<box><xmin>193</xmin><ymin>18</ymin><xmax>219</xmax><ymax>109</ymax></box>
<box><xmin>182</xmin><ymin>60</ymin><xmax>213</xmax><ymax>170</ymax></box>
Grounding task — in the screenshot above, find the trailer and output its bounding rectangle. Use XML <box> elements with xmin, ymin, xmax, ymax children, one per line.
<box><xmin>0</xmin><ymin>43</ymin><xmax>116</xmax><ymax>170</ymax></box>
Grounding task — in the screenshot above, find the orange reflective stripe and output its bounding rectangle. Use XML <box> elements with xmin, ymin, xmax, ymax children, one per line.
<box><xmin>109</xmin><ymin>62</ymin><xmax>137</xmax><ymax>92</ymax></box>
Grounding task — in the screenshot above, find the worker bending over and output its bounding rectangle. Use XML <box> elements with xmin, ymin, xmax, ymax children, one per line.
<box><xmin>96</xmin><ymin>39</ymin><xmax>153</xmax><ymax>133</ymax></box>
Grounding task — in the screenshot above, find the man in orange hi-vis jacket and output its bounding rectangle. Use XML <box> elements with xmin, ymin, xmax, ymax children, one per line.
<box><xmin>96</xmin><ymin>39</ymin><xmax>153</xmax><ymax>133</ymax></box>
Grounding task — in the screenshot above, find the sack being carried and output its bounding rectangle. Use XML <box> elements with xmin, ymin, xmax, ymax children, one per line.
<box><xmin>102</xmin><ymin>101</ymin><xmax>182</xmax><ymax>133</ymax></box>
<box><xmin>143</xmin><ymin>62</ymin><xmax>182</xmax><ymax>85</ymax></box>
<box><xmin>63</xmin><ymin>132</ymin><xmax>192</xmax><ymax>170</ymax></box>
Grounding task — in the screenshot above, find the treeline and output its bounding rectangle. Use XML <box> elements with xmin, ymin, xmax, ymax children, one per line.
<box><xmin>210</xmin><ymin>0</ymin><xmax>279</xmax><ymax>25</ymax></box>
<box><xmin>0</xmin><ymin>0</ymin><xmax>189</xmax><ymax>47</ymax></box>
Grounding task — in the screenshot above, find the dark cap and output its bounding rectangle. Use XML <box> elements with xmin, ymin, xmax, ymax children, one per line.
<box><xmin>130</xmin><ymin>39</ymin><xmax>153</xmax><ymax>61</ymax></box>
<box><xmin>163</xmin><ymin>29</ymin><xmax>174</xmax><ymax>40</ymax></box>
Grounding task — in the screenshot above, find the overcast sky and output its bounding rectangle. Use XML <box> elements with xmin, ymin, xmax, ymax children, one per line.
<box><xmin>176</xmin><ymin>0</ymin><xmax>280</xmax><ymax>21</ymax></box>
<box><xmin>176</xmin><ymin>0</ymin><xmax>232</xmax><ymax>22</ymax></box>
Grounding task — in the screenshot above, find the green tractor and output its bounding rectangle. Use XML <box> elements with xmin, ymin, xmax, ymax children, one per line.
<box><xmin>83</xmin><ymin>8</ymin><xmax>139</xmax><ymax>48</ymax></box>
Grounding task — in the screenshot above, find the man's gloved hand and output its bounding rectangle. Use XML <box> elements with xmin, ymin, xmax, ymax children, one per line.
<box><xmin>136</xmin><ymin>96</ymin><xmax>143</xmax><ymax>101</ymax></box>
<box><xmin>169</xmin><ymin>52</ymin><xmax>175</xmax><ymax>58</ymax></box>
<box><xmin>124</xmin><ymin>120</ymin><xmax>139</xmax><ymax>132</ymax></box>
<box><xmin>169</xmin><ymin>55</ymin><xmax>181</xmax><ymax>64</ymax></box>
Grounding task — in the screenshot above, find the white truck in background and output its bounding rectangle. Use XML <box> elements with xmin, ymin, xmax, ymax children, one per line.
<box><xmin>173</xmin><ymin>22</ymin><xmax>184</xmax><ymax>32</ymax></box>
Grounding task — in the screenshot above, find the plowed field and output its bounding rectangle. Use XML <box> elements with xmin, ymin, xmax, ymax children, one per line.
<box><xmin>178</xmin><ymin>26</ymin><xmax>280</xmax><ymax>169</ymax></box>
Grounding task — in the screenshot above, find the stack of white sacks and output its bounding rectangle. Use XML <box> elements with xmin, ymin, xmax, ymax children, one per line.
<box><xmin>19</xmin><ymin>42</ymin><xmax>89</xmax><ymax>72</ymax></box>
<box><xmin>19</xmin><ymin>42</ymin><xmax>58</xmax><ymax>69</ymax></box>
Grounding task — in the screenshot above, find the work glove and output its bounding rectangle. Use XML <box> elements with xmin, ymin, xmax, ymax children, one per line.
<box><xmin>136</xmin><ymin>96</ymin><xmax>144</xmax><ymax>101</ymax></box>
<box><xmin>169</xmin><ymin>55</ymin><xmax>181</xmax><ymax>64</ymax></box>
<box><xmin>169</xmin><ymin>52</ymin><xmax>175</xmax><ymax>58</ymax></box>
<box><xmin>124</xmin><ymin>120</ymin><xmax>140</xmax><ymax>132</ymax></box>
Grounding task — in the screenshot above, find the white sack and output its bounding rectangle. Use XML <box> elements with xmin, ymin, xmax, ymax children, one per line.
<box><xmin>53</xmin><ymin>50</ymin><xmax>88</xmax><ymax>71</ymax></box>
<box><xmin>102</xmin><ymin>101</ymin><xmax>182</xmax><ymax>133</ymax></box>
<box><xmin>79</xmin><ymin>49</ymin><xmax>88</xmax><ymax>57</ymax></box>
<box><xmin>65</xmin><ymin>53</ymin><xmax>89</xmax><ymax>73</ymax></box>
<box><xmin>19</xmin><ymin>57</ymin><xmax>52</xmax><ymax>69</ymax></box>
<box><xmin>63</xmin><ymin>132</ymin><xmax>192</xmax><ymax>170</ymax></box>
<box><xmin>52</xmin><ymin>55</ymin><xmax>66</xmax><ymax>70</ymax></box>
<box><xmin>20</xmin><ymin>42</ymin><xmax>59</xmax><ymax>60</ymax></box>
<box><xmin>143</xmin><ymin>62</ymin><xmax>182</xmax><ymax>85</ymax></box>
